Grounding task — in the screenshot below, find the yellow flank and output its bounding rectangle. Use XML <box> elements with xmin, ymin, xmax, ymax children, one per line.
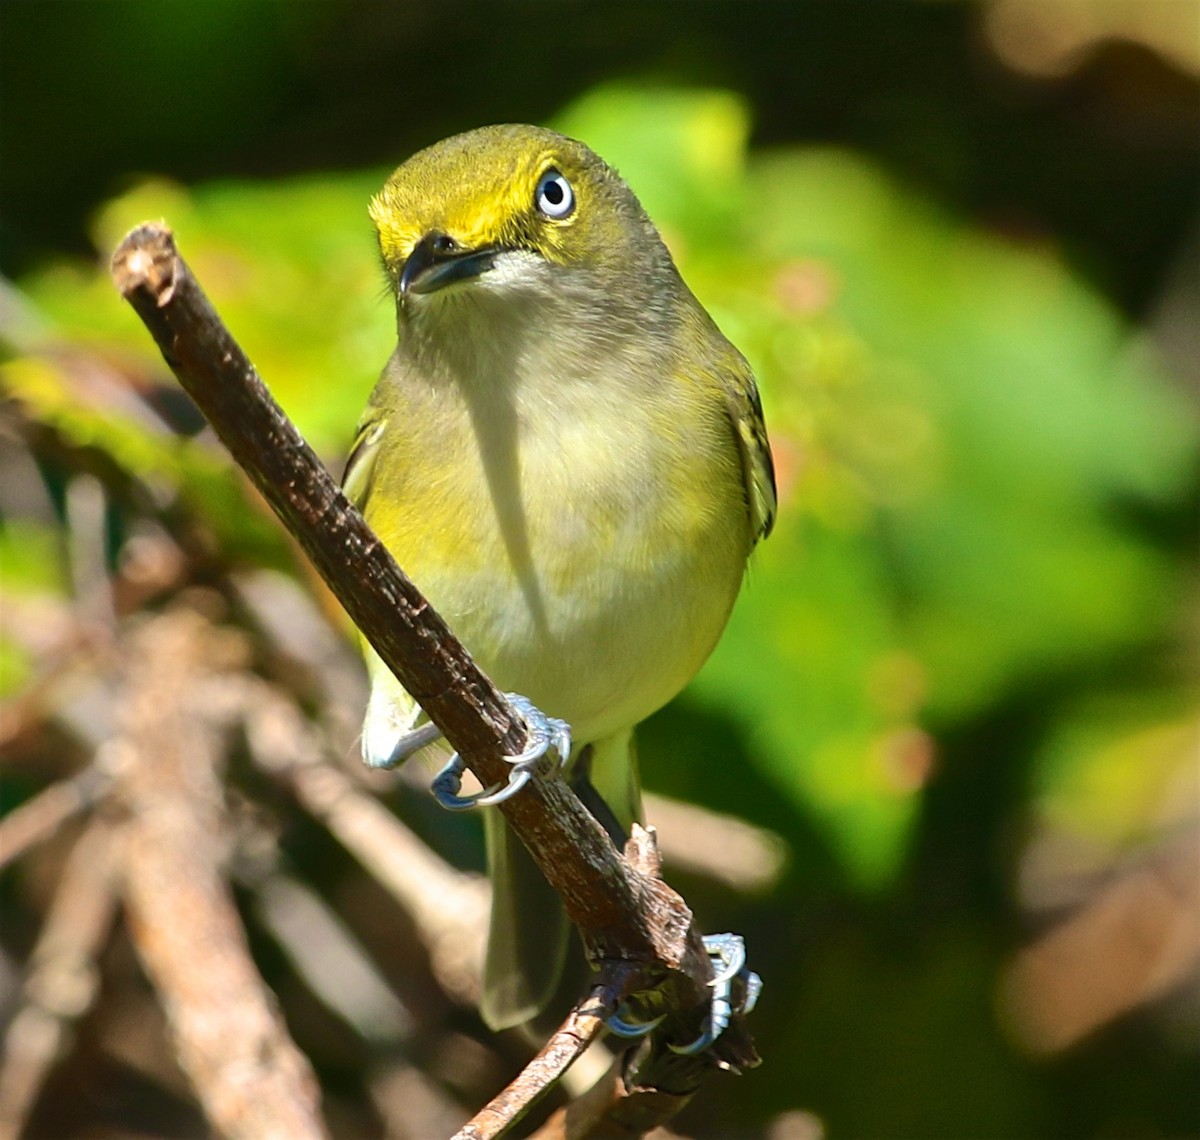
<box><xmin>347</xmin><ymin>123</ymin><xmax>775</xmax><ymax>1031</ymax></box>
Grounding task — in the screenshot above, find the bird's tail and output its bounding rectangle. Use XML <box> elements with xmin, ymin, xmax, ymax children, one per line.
<box><xmin>480</xmin><ymin>728</ymin><xmax>641</xmax><ymax>1033</ymax></box>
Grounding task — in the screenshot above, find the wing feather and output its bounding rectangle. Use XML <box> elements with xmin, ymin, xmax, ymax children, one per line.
<box><xmin>722</xmin><ymin>356</ymin><xmax>777</xmax><ymax>545</ymax></box>
<box><xmin>341</xmin><ymin>412</ymin><xmax>386</xmax><ymax>510</ymax></box>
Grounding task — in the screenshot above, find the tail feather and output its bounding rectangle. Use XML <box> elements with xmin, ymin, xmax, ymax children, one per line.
<box><xmin>480</xmin><ymin>730</ymin><xmax>641</xmax><ymax>1032</ymax></box>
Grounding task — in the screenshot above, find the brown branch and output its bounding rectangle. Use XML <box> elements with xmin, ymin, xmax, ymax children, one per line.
<box><xmin>115</xmin><ymin>609</ymin><xmax>329</xmax><ymax>1140</ymax></box>
<box><xmin>110</xmin><ymin>222</ymin><xmax>759</xmax><ymax>1121</ymax></box>
<box><xmin>529</xmin><ymin>1051</ymin><xmax>689</xmax><ymax>1140</ymax></box>
<box><xmin>454</xmin><ymin>985</ymin><xmax>611</xmax><ymax>1140</ymax></box>
<box><xmin>529</xmin><ymin>1019</ymin><xmax>743</xmax><ymax>1140</ymax></box>
<box><xmin>503</xmin><ymin>836</ymin><xmax>759</xmax><ymax>1138</ymax></box>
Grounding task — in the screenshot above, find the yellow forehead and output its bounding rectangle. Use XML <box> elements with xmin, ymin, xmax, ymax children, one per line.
<box><xmin>369</xmin><ymin>125</ymin><xmax>591</xmax><ymax>268</ymax></box>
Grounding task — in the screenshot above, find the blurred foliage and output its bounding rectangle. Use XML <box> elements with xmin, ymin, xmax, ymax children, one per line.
<box><xmin>2</xmin><ymin>61</ymin><xmax>1198</xmax><ymax>1140</ymax></box>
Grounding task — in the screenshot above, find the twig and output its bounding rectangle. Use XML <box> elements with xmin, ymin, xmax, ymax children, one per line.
<box><xmin>110</xmin><ymin>226</ymin><xmax>716</xmax><ymax>997</ymax></box>
<box><xmin>454</xmin><ymin>986</ymin><xmax>611</xmax><ymax>1140</ymax></box>
<box><xmin>515</xmin><ymin>833</ymin><xmax>758</xmax><ymax>1138</ymax></box>
<box><xmin>0</xmin><ymin>817</ymin><xmax>119</xmax><ymax>1140</ymax></box>
<box><xmin>529</xmin><ymin>1049</ymin><xmax>688</xmax><ymax>1140</ymax></box>
<box><xmin>528</xmin><ymin>1026</ymin><xmax>730</xmax><ymax>1140</ymax></box>
<box><xmin>115</xmin><ymin>609</ymin><xmax>330</xmax><ymax>1140</ymax></box>
<box><xmin>0</xmin><ymin>765</ymin><xmax>111</xmax><ymax>871</ymax></box>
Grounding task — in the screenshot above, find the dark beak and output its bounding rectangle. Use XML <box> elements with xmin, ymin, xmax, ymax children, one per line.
<box><xmin>399</xmin><ymin>232</ymin><xmax>498</xmax><ymax>296</ymax></box>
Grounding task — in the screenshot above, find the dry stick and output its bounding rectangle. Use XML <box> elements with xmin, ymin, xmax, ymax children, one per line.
<box><xmin>529</xmin><ymin>1049</ymin><xmax>688</xmax><ymax>1140</ymax></box>
<box><xmin>111</xmin><ymin>224</ymin><xmax>758</xmax><ymax>1131</ymax></box>
<box><xmin>117</xmin><ymin>610</ymin><xmax>329</xmax><ymax>1140</ymax></box>
<box><xmin>452</xmin><ymin>987</ymin><xmax>611</xmax><ymax>1140</ymax></box>
<box><xmin>0</xmin><ymin>817</ymin><xmax>119</xmax><ymax>1140</ymax></box>
<box><xmin>0</xmin><ymin>765</ymin><xmax>111</xmax><ymax>871</ymax></box>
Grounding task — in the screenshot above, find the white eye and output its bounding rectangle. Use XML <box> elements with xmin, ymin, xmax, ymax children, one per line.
<box><xmin>535</xmin><ymin>169</ymin><xmax>574</xmax><ymax>218</ymax></box>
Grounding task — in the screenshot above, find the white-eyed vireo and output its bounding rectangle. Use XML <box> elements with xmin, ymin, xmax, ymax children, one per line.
<box><xmin>344</xmin><ymin>124</ymin><xmax>775</xmax><ymax>1033</ymax></box>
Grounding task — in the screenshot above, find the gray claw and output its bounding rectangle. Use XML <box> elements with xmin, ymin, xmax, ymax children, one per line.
<box><xmin>741</xmin><ymin>969</ymin><xmax>763</xmax><ymax>1016</ymax></box>
<box><xmin>668</xmin><ymin>933</ymin><xmax>759</xmax><ymax>1056</ymax></box>
<box><xmin>503</xmin><ymin>693</ymin><xmax>572</xmax><ymax>773</ymax></box>
<box><xmin>605</xmin><ymin>1010</ymin><xmax>666</xmax><ymax>1039</ymax></box>
<box><xmin>431</xmin><ymin>754</ymin><xmax>500</xmax><ymax>811</ymax></box>
<box><xmin>428</xmin><ymin>693</ymin><xmax>571</xmax><ymax>811</ymax></box>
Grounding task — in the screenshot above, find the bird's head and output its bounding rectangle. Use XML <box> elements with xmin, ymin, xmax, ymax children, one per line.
<box><xmin>369</xmin><ymin>125</ymin><xmax>673</xmax><ymax>323</ymax></box>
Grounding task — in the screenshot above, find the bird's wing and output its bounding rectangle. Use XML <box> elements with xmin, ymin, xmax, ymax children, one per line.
<box><xmin>342</xmin><ymin>409</ymin><xmax>433</xmax><ymax>769</ymax></box>
<box><xmin>722</xmin><ymin>354</ymin><xmax>777</xmax><ymax>545</ymax></box>
<box><xmin>341</xmin><ymin>411</ymin><xmax>386</xmax><ymax>510</ymax></box>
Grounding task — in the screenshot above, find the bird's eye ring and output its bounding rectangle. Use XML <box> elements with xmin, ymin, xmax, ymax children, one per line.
<box><xmin>535</xmin><ymin>169</ymin><xmax>574</xmax><ymax>219</ymax></box>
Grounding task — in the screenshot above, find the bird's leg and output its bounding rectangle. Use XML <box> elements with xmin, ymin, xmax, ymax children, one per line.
<box><xmin>604</xmin><ymin>933</ymin><xmax>761</xmax><ymax>1051</ymax></box>
<box><xmin>372</xmin><ymin>719</ymin><xmax>445</xmax><ymax>769</ymax></box>
<box><xmin>426</xmin><ymin>693</ymin><xmax>571</xmax><ymax>811</ymax></box>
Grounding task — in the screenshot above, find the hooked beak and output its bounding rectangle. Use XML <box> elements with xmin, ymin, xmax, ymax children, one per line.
<box><xmin>399</xmin><ymin>232</ymin><xmax>498</xmax><ymax>297</ymax></box>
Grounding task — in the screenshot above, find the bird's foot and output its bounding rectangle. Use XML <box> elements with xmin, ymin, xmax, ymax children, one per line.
<box><xmin>669</xmin><ymin>933</ymin><xmax>761</xmax><ymax>1055</ymax></box>
<box><xmin>604</xmin><ymin>933</ymin><xmax>761</xmax><ymax>1050</ymax></box>
<box><xmin>430</xmin><ymin>693</ymin><xmax>571</xmax><ymax>811</ymax></box>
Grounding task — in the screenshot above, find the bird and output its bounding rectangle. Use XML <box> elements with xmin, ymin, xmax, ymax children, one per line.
<box><xmin>343</xmin><ymin>123</ymin><xmax>775</xmax><ymax>1034</ymax></box>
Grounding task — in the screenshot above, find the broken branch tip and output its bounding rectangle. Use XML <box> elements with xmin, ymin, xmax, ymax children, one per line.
<box><xmin>110</xmin><ymin>222</ymin><xmax>178</xmax><ymax>301</ymax></box>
